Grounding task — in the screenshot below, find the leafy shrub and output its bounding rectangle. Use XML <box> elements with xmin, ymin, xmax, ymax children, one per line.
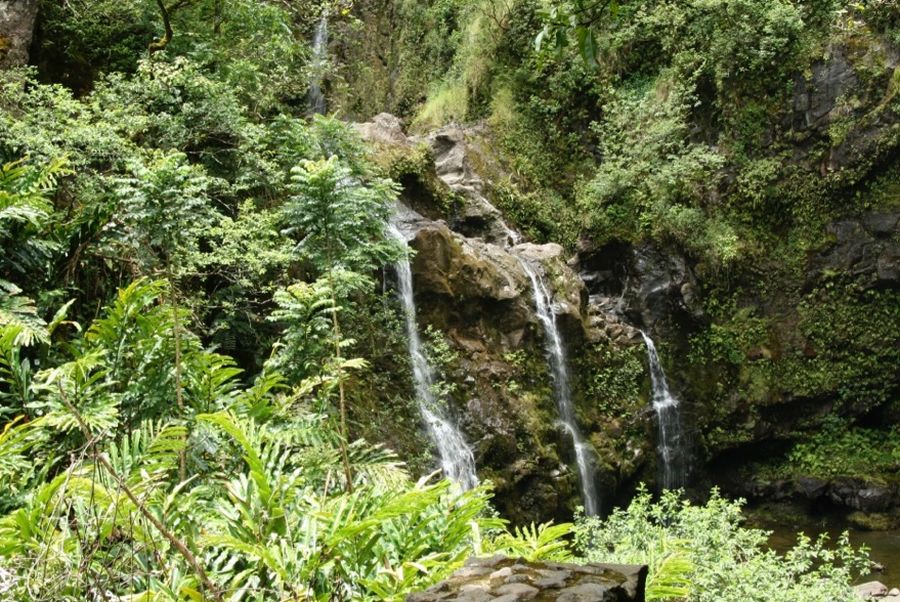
<box><xmin>782</xmin><ymin>418</ymin><xmax>900</xmax><ymax>482</ymax></box>
<box><xmin>575</xmin><ymin>487</ymin><xmax>870</xmax><ymax>602</ymax></box>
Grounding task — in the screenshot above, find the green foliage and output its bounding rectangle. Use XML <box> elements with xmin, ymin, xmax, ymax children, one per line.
<box><xmin>267</xmin><ymin>279</ymin><xmax>340</xmax><ymax>384</ymax></box>
<box><xmin>577</xmin><ymin>73</ymin><xmax>735</xmax><ymax>265</ymax></box>
<box><xmin>282</xmin><ymin>154</ymin><xmax>402</xmax><ymax>277</ymax></box>
<box><xmin>0</xmin><ymin>157</ymin><xmax>71</xmax><ymax>346</ymax></box>
<box><xmin>577</xmin><ymin>341</ymin><xmax>644</xmax><ymax>415</ymax></box>
<box><xmin>115</xmin><ymin>150</ymin><xmax>217</xmax><ymax>272</ymax></box>
<box><xmin>575</xmin><ymin>487</ymin><xmax>870</xmax><ymax>602</ymax></box>
<box><xmin>0</xmin><ymin>157</ymin><xmax>67</xmax><ymax>274</ymax></box>
<box><xmin>423</xmin><ymin>325</ymin><xmax>460</xmax><ymax>404</ymax></box>
<box><xmin>486</xmin><ymin>521</ymin><xmax>575</xmax><ymax>562</ymax></box>
<box><xmin>780</xmin><ymin>418</ymin><xmax>900</xmax><ymax>482</ymax></box>
<box><xmin>491</xmin><ymin>180</ymin><xmax>581</xmax><ymax>247</ymax></box>
<box><xmin>0</xmin><ymin>278</ymin><xmax>580</xmax><ymax>600</ymax></box>
<box><xmin>337</xmin><ymin>0</ymin><xmax>472</xmax><ymax>118</ymax></box>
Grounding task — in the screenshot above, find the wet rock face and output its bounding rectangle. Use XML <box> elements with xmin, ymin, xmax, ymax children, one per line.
<box><xmin>726</xmin><ymin>474</ymin><xmax>900</xmax><ymax>515</ymax></box>
<box><xmin>792</xmin><ymin>45</ymin><xmax>858</xmax><ymax>132</ymax></box>
<box><xmin>398</xmin><ymin>213</ymin><xmax>591</xmax><ymax>521</ymax></box>
<box><xmin>0</xmin><ymin>0</ymin><xmax>38</xmax><ymax>68</ymax></box>
<box><xmin>807</xmin><ymin>212</ymin><xmax>900</xmax><ymax>288</ymax></box>
<box><xmin>362</xmin><ymin>115</ymin><xmax>650</xmax><ymax>521</ymax></box>
<box><xmin>575</xmin><ymin>240</ymin><xmax>701</xmax><ymax>335</ymax></box>
<box><xmin>407</xmin><ymin>556</ymin><xmax>647</xmax><ymax>602</ymax></box>
<box><xmin>790</xmin><ymin>43</ymin><xmax>899</xmax><ymax>172</ymax></box>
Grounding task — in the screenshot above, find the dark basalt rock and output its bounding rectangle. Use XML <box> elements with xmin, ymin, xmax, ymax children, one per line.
<box><xmin>791</xmin><ymin>45</ymin><xmax>858</xmax><ymax>132</ymax></box>
<box><xmin>407</xmin><ymin>556</ymin><xmax>647</xmax><ymax>602</ymax></box>
<box><xmin>574</xmin><ymin>240</ymin><xmax>702</xmax><ymax>335</ymax></box>
<box><xmin>727</xmin><ymin>474</ymin><xmax>900</xmax><ymax>515</ymax></box>
<box><xmin>807</xmin><ymin>212</ymin><xmax>900</xmax><ymax>289</ymax></box>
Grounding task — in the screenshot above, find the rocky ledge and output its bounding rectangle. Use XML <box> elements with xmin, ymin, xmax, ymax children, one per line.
<box><xmin>407</xmin><ymin>555</ymin><xmax>647</xmax><ymax>602</ymax></box>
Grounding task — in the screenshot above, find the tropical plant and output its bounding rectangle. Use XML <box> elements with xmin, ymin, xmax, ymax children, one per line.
<box><xmin>277</xmin><ymin>152</ymin><xmax>404</xmax><ymax>487</ymax></box>
<box><xmin>575</xmin><ymin>487</ymin><xmax>870</xmax><ymax>602</ymax></box>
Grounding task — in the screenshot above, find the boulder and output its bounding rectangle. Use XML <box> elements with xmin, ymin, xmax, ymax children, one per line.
<box><xmin>353</xmin><ymin>112</ymin><xmax>413</xmax><ymax>148</ymax></box>
<box><xmin>407</xmin><ymin>556</ymin><xmax>647</xmax><ymax>602</ymax></box>
<box><xmin>855</xmin><ymin>581</ymin><xmax>888</xmax><ymax>600</ymax></box>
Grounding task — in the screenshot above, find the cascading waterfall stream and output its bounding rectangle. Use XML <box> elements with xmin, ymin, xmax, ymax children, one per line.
<box><xmin>520</xmin><ymin>259</ymin><xmax>600</xmax><ymax>516</ymax></box>
<box><xmin>387</xmin><ymin>224</ymin><xmax>478</xmax><ymax>490</ymax></box>
<box><xmin>641</xmin><ymin>332</ymin><xmax>686</xmax><ymax>490</ymax></box>
<box><xmin>308</xmin><ymin>15</ymin><xmax>328</xmax><ymax>114</ymax></box>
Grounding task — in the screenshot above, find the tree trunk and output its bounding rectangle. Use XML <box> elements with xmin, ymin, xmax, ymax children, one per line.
<box><xmin>0</xmin><ymin>0</ymin><xmax>38</xmax><ymax>69</ymax></box>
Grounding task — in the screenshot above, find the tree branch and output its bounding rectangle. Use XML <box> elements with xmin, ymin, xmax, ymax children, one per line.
<box><xmin>148</xmin><ymin>0</ymin><xmax>196</xmax><ymax>54</ymax></box>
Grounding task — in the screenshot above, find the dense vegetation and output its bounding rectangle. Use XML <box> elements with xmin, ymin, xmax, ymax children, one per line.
<box><xmin>338</xmin><ymin>0</ymin><xmax>899</xmax><ymax>472</ymax></box>
<box><xmin>0</xmin><ymin>0</ymin><xmax>896</xmax><ymax>600</ymax></box>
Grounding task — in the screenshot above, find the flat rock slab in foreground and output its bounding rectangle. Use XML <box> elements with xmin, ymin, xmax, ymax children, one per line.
<box><xmin>407</xmin><ymin>555</ymin><xmax>647</xmax><ymax>602</ymax></box>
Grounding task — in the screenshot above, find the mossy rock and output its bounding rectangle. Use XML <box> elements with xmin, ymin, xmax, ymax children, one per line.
<box><xmin>848</xmin><ymin>511</ymin><xmax>900</xmax><ymax>531</ymax></box>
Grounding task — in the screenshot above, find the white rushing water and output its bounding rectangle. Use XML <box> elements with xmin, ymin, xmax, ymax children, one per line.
<box><xmin>520</xmin><ymin>259</ymin><xmax>600</xmax><ymax>516</ymax></box>
<box><xmin>387</xmin><ymin>225</ymin><xmax>478</xmax><ymax>490</ymax></box>
<box><xmin>641</xmin><ymin>332</ymin><xmax>686</xmax><ymax>490</ymax></box>
<box><xmin>308</xmin><ymin>15</ymin><xmax>328</xmax><ymax>114</ymax></box>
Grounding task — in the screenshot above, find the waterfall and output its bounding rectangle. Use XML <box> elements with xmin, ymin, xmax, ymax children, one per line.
<box><xmin>308</xmin><ymin>15</ymin><xmax>328</xmax><ymax>114</ymax></box>
<box><xmin>387</xmin><ymin>225</ymin><xmax>478</xmax><ymax>490</ymax></box>
<box><xmin>640</xmin><ymin>332</ymin><xmax>686</xmax><ymax>491</ymax></box>
<box><xmin>520</xmin><ymin>259</ymin><xmax>600</xmax><ymax>516</ymax></box>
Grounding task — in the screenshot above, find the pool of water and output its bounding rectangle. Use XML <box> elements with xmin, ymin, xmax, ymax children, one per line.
<box><xmin>747</xmin><ymin>505</ymin><xmax>900</xmax><ymax>587</ymax></box>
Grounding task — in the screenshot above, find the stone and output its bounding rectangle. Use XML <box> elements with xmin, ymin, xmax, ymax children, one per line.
<box><xmin>857</xmin><ymin>486</ymin><xmax>896</xmax><ymax>513</ymax></box>
<box><xmin>862</xmin><ymin>213</ymin><xmax>900</xmax><ymax>236</ymax></box>
<box><xmin>0</xmin><ymin>0</ymin><xmax>38</xmax><ymax>69</ymax></box>
<box><xmin>791</xmin><ymin>46</ymin><xmax>857</xmax><ymax>131</ymax></box>
<box><xmin>556</xmin><ymin>583</ymin><xmax>617</xmax><ymax>602</ymax></box>
<box><xmin>489</xmin><ymin>567</ymin><xmax>514</xmax><ymax>581</ymax></box>
<box><xmin>534</xmin><ymin>569</ymin><xmax>570</xmax><ymax>589</ymax></box>
<box><xmin>890</xmin><ymin>588</ymin><xmax>899</xmax><ymax>596</ymax></box>
<box><xmin>797</xmin><ymin>476</ymin><xmax>828</xmax><ymax>499</ymax></box>
<box><xmin>493</xmin><ymin>583</ymin><xmax>538</xmax><ymax>598</ymax></box>
<box><xmin>406</xmin><ymin>557</ymin><xmax>647</xmax><ymax>602</ymax></box>
<box><xmin>855</xmin><ymin>581</ymin><xmax>888</xmax><ymax>599</ymax></box>
<box><xmin>422</xmin><ymin>125</ymin><xmax>521</xmax><ymax>247</ymax></box>
<box><xmin>353</xmin><ymin>112</ymin><xmax>412</xmax><ymax>147</ymax></box>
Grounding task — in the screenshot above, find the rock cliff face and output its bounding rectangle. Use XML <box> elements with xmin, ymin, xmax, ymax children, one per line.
<box><xmin>356</xmin><ymin>29</ymin><xmax>900</xmax><ymax>520</ymax></box>
<box><xmin>360</xmin><ymin>115</ymin><xmax>653</xmax><ymax>522</ymax></box>
<box><xmin>0</xmin><ymin>0</ymin><xmax>38</xmax><ymax>69</ymax></box>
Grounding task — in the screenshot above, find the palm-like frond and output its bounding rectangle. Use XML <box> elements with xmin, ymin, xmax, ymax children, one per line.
<box><xmin>84</xmin><ymin>278</ymin><xmax>169</xmax><ymax>355</ymax></box>
<box><xmin>0</xmin><ymin>284</ymin><xmax>48</xmax><ymax>347</ymax></box>
<box><xmin>646</xmin><ymin>547</ymin><xmax>693</xmax><ymax>601</ymax></box>
<box><xmin>0</xmin><ymin>326</ymin><xmax>36</xmax><ymax>417</ymax></box>
<box><xmin>105</xmin><ymin>420</ymin><xmax>187</xmax><ymax>487</ymax></box>
<box><xmin>489</xmin><ymin>521</ymin><xmax>575</xmax><ymax>562</ymax></box>
<box><xmin>0</xmin><ymin>157</ymin><xmax>69</xmax><ymax>280</ymax></box>
<box><xmin>30</xmin><ymin>350</ymin><xmax>120</xmax><ymax>435</ymax></box>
